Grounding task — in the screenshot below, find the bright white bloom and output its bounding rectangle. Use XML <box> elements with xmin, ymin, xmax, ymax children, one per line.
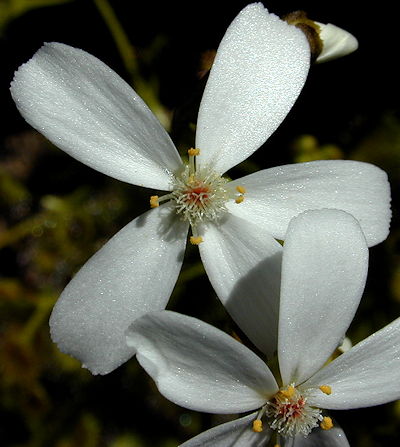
<box><xmin>11</xmin><ymin>3</ymin><xmax>390</xmax><ymax>375</ymax></box>
<box><xmin>316</xmin><ymin>22</ymin><xmax>359</xmax><ymax>63</ymax></box>
<box><xmin>127</xmin><ymin>209</ymin><xmax>400</xmax><ymax>447</ymax></box>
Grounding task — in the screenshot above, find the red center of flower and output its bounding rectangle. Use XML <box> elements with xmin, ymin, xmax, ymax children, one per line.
<box><xmin>184</xmin><ymin>186</ymin><xmax>210</xmax><ymax>204</ymax></box>
<box><xmin>265</xmin><ymin>385</ymin><xmax>324</xmax><ymax>437</ymax></box>
<box><xmin>278</xmin><ymin>397</ymin><xmax>305</xmax><ymax>418</ymax></box>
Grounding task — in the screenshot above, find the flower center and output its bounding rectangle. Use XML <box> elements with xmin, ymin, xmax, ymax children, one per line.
<box><xmin>266</xmin><ymin>385</ymin><xmax>322</xmax><ymax>437</ymax></box>
<box><xmin>172</xmin><ymin>165</ymin><xmax>230</xmax><ymax>227</ymax></box>
<box><xmin>149</xmin><ymin>148</ymin><xmax>246</xmax><ymax>244</ymax></box>
<box><xmin>252</xmin><ymin>384</ymin><xmax>333</xmax><ymax>441</ymax></box>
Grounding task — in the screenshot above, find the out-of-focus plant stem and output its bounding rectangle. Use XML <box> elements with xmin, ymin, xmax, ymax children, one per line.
<box><xmin>92</xmin><ymin>0</ymin><xmax>137</xmax><ymax>74</ymax></box>
<box><xmin>92</xmin><ymin>0</ymin><xmax>171</xmax><ymax>129</ymax></box>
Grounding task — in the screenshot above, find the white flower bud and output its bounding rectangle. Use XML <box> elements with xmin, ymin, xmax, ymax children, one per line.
<box><xmin>316</xmin><ymin>22</ymin><xmax>359</xmax><ymax>63</ymax></box>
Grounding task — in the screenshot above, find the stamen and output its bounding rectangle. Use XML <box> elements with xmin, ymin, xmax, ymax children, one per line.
<box><xmin>188</xmin><ymin>148</ymin><xmax>200</xmax><ymax>156</ymax></box>
<box><xmin>320</xmin><ymin>416</ymin><xmax>333</xmax><ymax>430</ymax></box>
<box><xmin>319</xmin><ymin>385</ymin><xmax>332</xmax><ymax>395</ymax></box>
<box><xmin>235</xmin><ymin>195</ymin><xmax>244</xmax><ymax>204</ymax></box>
<box><xmin>236</xmin><ymin>185</ymin><xmax>246</xmax><ymax>194</ymax></box>
<box><xmin>188</xmin><ymin>148</ymin><xmax>200</xmax><ymax>176</ymax></box>
<box><xmin>279</xmin><ymin>385</ymin><xmax>296</xmax><ymax>399</ymax></box>
<box><xmin>190</xmin><ymin>236</ymin><xmax>203</xmax><ymax>245</ymax></box>
<box><xmin>252</xmin><ymin>404</ymin><xmax>267</xmax><ymax>432</ymax></box>
<box><xmin>169</xmin><ymin>164</ymin><xmax>231</xmax><ymax>227</ymax></box>
<box><xmin>150</xmin><ymin>193</ymin><xmax>174</xmax><ymax>208</ymax></box>
<box><xmin>148</xmin><ymin>148</ymin><xmax>235</xmax><ymax>236</ymax></box>
<box><xmin>150</xmin><ymin>195</ymin><xmax>159</xmax><ymax>208</ymax></box>
<box><xmin>252</xmin><ymin>419</ymin><xmax>263</xmax><ymax>432</ymax></box>
<box><xmin>267</xmin><ymin>385</ymin><xmax>322</xmax><ymax>437</ymax></box>
<box><xmin>234</xmin><ymin>185</ymin><xmax>246</xmax><ymax>204</ymax></box>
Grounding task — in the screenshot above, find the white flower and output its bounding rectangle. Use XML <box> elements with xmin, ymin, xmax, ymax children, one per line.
<box><xmin>10</xmin><ymin>3</ymin><xmax>390</xmax><ymax>375</ymax></box>
<box><xmin>126</xmin><ymin>209</ymin><xmax>400</xmax><ymax>447</ymax></box>
<box><xmin>316</xmin><ymin>22</ymin><xmax>359</xmax><ymax>63</ymax></box>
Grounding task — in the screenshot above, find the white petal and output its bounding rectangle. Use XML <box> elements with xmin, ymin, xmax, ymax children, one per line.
<box><xmin>278</xmin><ymin>209</ymin><xmax>368</xmax><ymax>385</ymax></box>
<box><xmin>199</xmin><ymin>213</ymin><xmax>283</xmax><ymax>358</ymax></box>
<box><xmin>126</xmin><ymin>311</ymin><xmax>278</xmax><ymax>413</ymax></box>
<box><xmin>228</xmin><ymin>160</ymin><xmax>391</xmax><ymax>247</ymax></box>
<box><xmin>195</xmin><ymin>4</ymin><xmax>310</xmax><ymax>174</ymax></box>
<box><xmin>316</xmin><ymin>22</ymin><xmax>359</xmax><ymax>64</ymax></box>
<box><xmin>10</xmin><ymin>42</ymin><xmax>182</xmax><ymax>190</ymax></box>
<box><xmin>180</xmin><ymin>413</ymin><xmax>272</xmax><ymax>447</ymax></box>
<box><xmin>303</xmin><ymin>316</ymin><xmax>400</xmax><ymax>409</ymax></box>
<box><xmin>286</xmin><ymin>426</ymin><xmax>350</xmax><ymax>447</ymax></box>
<box><xmin>49</xmin><ymin>205</ymin><xmax>188</xmax><ymax>375</ymax></box>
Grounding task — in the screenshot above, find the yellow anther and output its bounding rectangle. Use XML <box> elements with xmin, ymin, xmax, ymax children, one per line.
<box><xmin>236</xmin><ymin>185</ymin><xmax>246</xmax><ymax>194</ymax></box>
<box><xmin>320</xmin><ymin>416</ymin><xmax>333</xmax><ymax>430</ymax></box>
<box><xmin>188</xmin><ymin>148</ymin><xmax>200</xmax><ymax>156</ymax></box>
<box><xmin>279</xmin><ymin>385</ymin><xmax>295</xmax><ymax>399</ymax></box>
<box><xmin>150</xmin><ymin>195</ymin><xmax>159</xmax><ymax>208</ymax></box>
<box><xmin>190</xmin><ymin>236</ymin><xmax>203</xmax><ymax>245</ymax></box>
<box><xmin>319</xmin><ymin>385</ymin><xmax>332</xmax><ymax>395</ymax></box>
<box><xmin>252</xmin><ymin>419</ymin><xmax>263</xmax><ymax>432</ymax></box>
<box><xmin>274</xmin><ymin>444</ymin><xmax>281</xmax><ymax>447</ymax></box>
<box><xmin>235</xmin><ymin>195</ymin><xmax>244</xmax><ymax>204</ymax></box>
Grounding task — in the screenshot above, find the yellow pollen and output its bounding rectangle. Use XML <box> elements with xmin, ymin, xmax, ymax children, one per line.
<box><xmin>150</xmin><ymin>195</ymin><xmax>159</xmax><ymax>208</ymax></box>
<box><xmin>188</xmin><ymin>148</ymin><xmax>200</xmax><ymax>156</ymax></box>
<box><xmin>235</xmin><ymin>195</ymin><xmax>244</xmax><ymax>204</ymax></box>
<box><xmin>190</xmin><ymin>236</ymin><xmax>203</xmax><ymax>245</ymax></box>
<box><xmin>252</xmin><ymin>419</ymin><xmax>263</xmax><ymax>432</ymax></box>
<box><xmin>236</xmin><ymin>185</ymin><xmax>246</xmax><ymax>194</ymax></box>
<box><xmin>320</xmin><ymin>416</ymin><xmax>333</xmax><ymax>430</ymax></box>
<box><xmin>274</xmin><ymin>444</ymin><xmax>281</xmax><ymax>447</ymax></box>
<box><xmin>319</xmin><ymin>385</ymin><xmax>332</xmax><ymax>395</ymax></box>
<box><xmin>279</xmin><ymin>385</ymin><xmax>296</xmax><ymax>399</ymax></box>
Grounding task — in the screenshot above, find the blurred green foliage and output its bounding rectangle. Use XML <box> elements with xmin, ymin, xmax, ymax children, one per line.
<box><xmin>0</xmin><ymin>0</ymin><xmax>72</xmax><ymax>34</ymax></box>
<box><xmin>1</xmin><ymin>0</ymin><xmax>400</xmax><ymax>446</ymax></box>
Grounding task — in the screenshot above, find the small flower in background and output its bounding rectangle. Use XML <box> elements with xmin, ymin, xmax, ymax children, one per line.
<box><xmin>283</xmin><ymin>10</ymin><xmax>358</xmax><ymax>63</ymax></box>
<box><xmin>126</xmin><ymin>209</ymin><xmax>400</xmax><ymax>447</ymax></box>
<box><xmin>315</xmin><ymin>22</ymin><xmax>359</xmax><ymax>63</ymax></box>
<box><xmin>10</xmin><ymin>3</ymin><xmax>390</xmax><ymax>375</ymax></box>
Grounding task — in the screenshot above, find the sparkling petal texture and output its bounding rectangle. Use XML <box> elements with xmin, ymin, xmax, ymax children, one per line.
<box><xmin>179</xmin><ymin>413</ymin><xmax>272</xmax><ymax>447</ymax></box>
<box><xmin>304</xmin><ymin>316</ymin><xmax>400</xmax><ymax>410</ymax></box>
<box><xmin>10</xmin><ymin>42</ymin><xmax>182</xmax><ymax>190</ymax></box>
<box><xmin>49</xmin><ymin>205</ymin><xmax>188</xmax><ymax>375</ymax></box>
<box><xmin>126</xmin><ymin>311</ymin><xmax>278</xmax><ymax>413</ymax></box>
<box><xmin>278</xmin><ymin>209</ymin><xmax>368</xmax><ymax>385</ymax></box>
<box><xmin>283</xmin><ymin>426</ymin><xmax>350</xmax><ymax>446</ymax></box>
<box><xmin>195</xmin><ymin>3</ymin><xmax>310</xmax><ymax>174</ymax></box>
<box><xmin>199</xmin><ymin>213</ymin><xmax>283</xmax><ymax>358</ymax></box>
<box><xmin>228</xmin><ymin>160</ymin><xmax>391</xmax><ymax>247</ymax></box>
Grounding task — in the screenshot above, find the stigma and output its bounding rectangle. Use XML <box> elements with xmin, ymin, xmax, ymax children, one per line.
<box><xmin>149</xmin><ymin>148</ymin><xmax>246</xmax><ymax>238</ymax></box>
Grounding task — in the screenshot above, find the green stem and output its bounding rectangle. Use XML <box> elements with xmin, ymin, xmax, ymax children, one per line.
<box><xmin>92</xmin><ymin>0</ymin><xmax>137</xmax><ymax>75</ymax></box>
<box><xmin>92</xmin><ymin>0</ymin><xmax>171</xmax><ymax>129</ymax></box>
